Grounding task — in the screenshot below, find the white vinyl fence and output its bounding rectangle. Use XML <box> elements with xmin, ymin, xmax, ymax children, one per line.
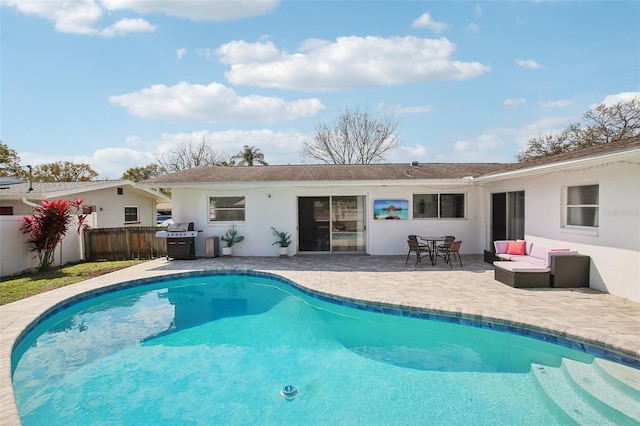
<box><xmin>0</xmin><ymin>213</ymin><xmax>97</xmax><ymax>277</ymax></box>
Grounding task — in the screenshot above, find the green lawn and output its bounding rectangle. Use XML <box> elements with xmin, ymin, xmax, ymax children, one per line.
<box><xmin>0</xmin><ymin>260</ymin><xmax>150</xmax><ymax>306</ymax></box>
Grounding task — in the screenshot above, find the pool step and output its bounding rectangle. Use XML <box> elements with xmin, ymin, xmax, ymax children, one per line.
<box><xmin>531</xmin><ymin>363</ymin><xmax>610</xmax><ymax>425</ymax></box>
<box><xmin>563</xmin><ymin>358</ymin><xmax>640</xmax><ymax>424</ymax></box>
<box><xmin>531</xmin><ymin>360</ymin><xmax>640</xmax><ymax>425</ymax></box>
<box><xmin>593</xmin><ymin>358</ymin><xmax>640</xmax><ymax>397</ymax></box>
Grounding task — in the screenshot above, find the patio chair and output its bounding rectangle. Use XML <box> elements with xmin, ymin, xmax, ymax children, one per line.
<box><xmin>406</xmin><ymin>235</ymin><xmax>432</xmax><ymax>266</ymax></box>
<box><xmin>436</xmin><ymin>235</ymin><xmax>455</xmax><ymax>250</ymax></box>
<box><xmin>436</xmin><ymin>240</ymin><xmax>463</xmax><ymax>268</ymax></box>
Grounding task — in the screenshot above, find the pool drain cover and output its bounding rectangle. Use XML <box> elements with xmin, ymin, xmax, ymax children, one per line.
<box><xmin>280</xmin><ymin>385</ymin><xmax>298</xmax><ymax>399</ymax></box>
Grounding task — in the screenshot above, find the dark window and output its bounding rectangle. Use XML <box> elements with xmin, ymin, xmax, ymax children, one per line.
<box><xmin>124</xmin><ymin>206</ymin><xmax>139</xmax><ymax>222</ymax></box>
<box><xmin>566</xmin><ymin>185</ymin><xmax>599</xmax><ymax>227</ymax></box>
<box><xmin>413</xmin><ymin>193</ymin><xmax>465</xmax><ymax>219</ymax></box>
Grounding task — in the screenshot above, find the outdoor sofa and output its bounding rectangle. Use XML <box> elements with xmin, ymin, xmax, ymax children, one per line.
<box><xmin>492</xmin><ymin>240</ymin><xmax>590</xmax><ymax>288</ymax></box>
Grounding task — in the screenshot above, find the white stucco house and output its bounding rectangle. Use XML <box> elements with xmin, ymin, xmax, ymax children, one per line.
<box><xmin>140</xmin><ymin>137</ymin><xmax>640</xmax><ymax>303</ymax></box>
<box><xmin>0</xmin><ymin>180</ymin><xmax>169</xmax><ymax>277</ymax></box>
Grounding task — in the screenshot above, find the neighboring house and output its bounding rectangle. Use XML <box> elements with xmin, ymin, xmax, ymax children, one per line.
<box><xmin>139</xmin><ymin>137</ymin><xmax>640</xmax><ymax>302</ymax></box>
<box><xmin>0</xmin><ymin>180</ymin><xmax>170</xmax><ymax>277</ymax></box>
<box><xmin>0</xmin><ymin>180</ymin><xmax>169</xmax><ymax>227</ymax></box>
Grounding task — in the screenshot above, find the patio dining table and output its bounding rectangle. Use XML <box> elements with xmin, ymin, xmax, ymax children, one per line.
<box><xmin>419</xmin><ymin>236</ymin><xmax>446</xmax><ymax>265</ymax></box>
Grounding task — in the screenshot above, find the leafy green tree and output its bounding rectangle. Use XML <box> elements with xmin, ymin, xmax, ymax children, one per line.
<box><xmin>0</xmin><ymin>141</ymin><xmax>22</xmax><ymax>177</ymax></box>
<box><xmin>32</xmin><ymin>161</ymin><xmax>98</xmax><ymax>182</ymax></box>
<box><xmin>121</xmin><ymin>163</ymin><xmax>164</xmax><ymax>182</ymax></box>
<box><xmin>231</xmin><ymin>145</ymin><xmax>268</xmax><ymax>166</ymax></box>
<box><xmin>517</xmin><ymin>98</ymin><xmax>640</xmax><ymax>162</ymax></box>
<box><xmin>21</xmin><ymin>198</ymin><xmax>90</xmax><ymax>271</ymax></box>
<box><xmin>301</xmin><ymin>106</ymin><xmax>400</xmax><ymax>164</ymax></box>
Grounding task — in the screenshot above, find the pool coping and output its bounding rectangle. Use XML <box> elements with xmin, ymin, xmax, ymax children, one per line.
<box><xmin>2</xmin><ymin>256</ymin><xmax>639</xmax><ymax>425</ymax></box>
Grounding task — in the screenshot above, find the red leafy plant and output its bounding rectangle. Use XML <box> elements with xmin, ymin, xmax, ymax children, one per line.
<box><xmin>20</xmin><ymin>198</ymin><xmax>91</xmax><ymax>271</ymax></box>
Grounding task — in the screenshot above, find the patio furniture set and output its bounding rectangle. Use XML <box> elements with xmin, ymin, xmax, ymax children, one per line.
<box><xmin>406</xmin><ymin>235</ymin><xmax>463</xmax><ymax>268</ymax></box>
<box><xmin>491</xmin><ymin>240</ymin><xmax>590</xmax><ymax>288</ymax></box>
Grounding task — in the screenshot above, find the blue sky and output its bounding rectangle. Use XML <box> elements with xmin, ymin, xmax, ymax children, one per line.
<box><xmin>1</xmin><ymin>1</ymin><xmax>638</xmax><ymax>179</ymax></box>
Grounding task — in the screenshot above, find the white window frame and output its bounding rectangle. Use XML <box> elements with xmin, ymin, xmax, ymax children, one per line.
<box><xmin>209</xmin><ymin>196</ymin><xmax>246</xmax><ymax>222</ymax></box>
<box><xmin>565</xmin><ymin>184</ymin><xmax>599</xmax><ymax>228</ymax></box>
<box><xmin>124</xmin><ymin>205</ymin><xmax>139</xmax><ymax>223</ymax></box>
<box><xmin>412</xmin><ymin>193</ymin><xmax>466</xmax><ymax>219</ymax></box>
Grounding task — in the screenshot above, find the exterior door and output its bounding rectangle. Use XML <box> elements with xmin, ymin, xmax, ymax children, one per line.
<box><xmin>298</xmin><ymin>197</ymin><xmax>330</xmax><ymax>251</ymax></box>
<box><xmin>491</xmin><ymin>191</ymin><xmax>525</xmax><ymax>246</ymax></box>
<box><xmin>298</xmin><ymin>196</ymin><xmax>366</xmax><ymax>252</ymax></box>
<box><xmin>331</xmin><ymin>196</ymin><xmax>366</xmax><ymax>252</ymax></box>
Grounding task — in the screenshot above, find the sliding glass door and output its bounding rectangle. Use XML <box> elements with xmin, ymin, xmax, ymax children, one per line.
<box><xmin>331</xmin><ymin>196</ymin><xmax>366</xmax><ymax>252</ymax></box>
<box><xmin>298</xmin><ymin>196</ymin><xmax>366</xmax><ymax>252</ymax></box>
<box><xmin>491</xmin><ymin>191</ymin><xmax>525</xmax><ymax>243</ymax></box>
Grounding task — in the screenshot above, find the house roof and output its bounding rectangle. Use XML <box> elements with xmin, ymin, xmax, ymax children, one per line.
<box><xmin>139</xmin><ymin>135</ymin><xmax>640</xmax><ymax>186</ymax></box>
<box><xmin>485</xmin><ymin>135</ymin><xmax>640</xmax><ymax>174</ymax></box>
<box><xmin>142</xmin><ymin>163</ymin><xmax>508</xmax><ymax>185</ymax></box>
<box><xmin>0</xmin><ymin>180</ymin><xmax>169</xmax><ymax>201</ymax></box>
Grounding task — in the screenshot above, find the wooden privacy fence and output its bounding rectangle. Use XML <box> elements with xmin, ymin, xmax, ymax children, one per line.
<box><xmin>85</xmin><ymin>227</ymin><xmax>167</xmax><ymax>261</ymax></box>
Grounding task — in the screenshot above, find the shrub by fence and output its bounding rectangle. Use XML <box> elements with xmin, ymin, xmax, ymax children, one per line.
<box><xmin>85</xmin><ymin>227</ymin><xmax>166</xmax><ymax>261</ymax></box>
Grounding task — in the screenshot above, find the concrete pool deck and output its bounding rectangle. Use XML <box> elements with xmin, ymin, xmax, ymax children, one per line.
<box><xmin>2</xmin><ymin>254</ymin><xmax>639</xmax><ymax>425</ymax></box>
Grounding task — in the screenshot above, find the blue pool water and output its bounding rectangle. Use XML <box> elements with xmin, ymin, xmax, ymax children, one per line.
<box><xmin>10</xmin><ymin>273</ymin><xmax>631</xmax><ymax>425</ymax></box>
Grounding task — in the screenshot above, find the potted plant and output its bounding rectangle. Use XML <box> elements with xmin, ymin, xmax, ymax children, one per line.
<box><xmin>221</xmin><ymin>224</ymin><xmax>244</xmax><ymax>256</ymax></box>
<box><xmin>271</xmin><ymin>227</ymin><xmax>291</xmax><ymax>257</ymax></box>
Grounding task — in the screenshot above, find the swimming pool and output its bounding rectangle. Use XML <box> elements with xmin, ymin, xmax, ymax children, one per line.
<box><xmin>11</xmin><ymin>271</ymin><xmax>640</xmax><ymax>425</ymax></box>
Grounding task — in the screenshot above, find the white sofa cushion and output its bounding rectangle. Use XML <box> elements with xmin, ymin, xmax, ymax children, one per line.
<box><xmin>510</xmin><ymin>255</ymin><xmax>546</xmax><ymax>267</ymax></box>
<box><xmin>528</xmin><ymin>244</ymin><xmax>551</xmax><ymax>261</ymax></box>
<box><xmin>494</xmin><ymin>261</ymin><xmax>550</xmax><ymax>273</ymax></box>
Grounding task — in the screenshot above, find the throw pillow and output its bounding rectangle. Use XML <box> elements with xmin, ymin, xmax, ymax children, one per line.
<box><xmin>507</xmin><ymin>241</ymin><xmax>526</xmax><ymax>255</ymax></box>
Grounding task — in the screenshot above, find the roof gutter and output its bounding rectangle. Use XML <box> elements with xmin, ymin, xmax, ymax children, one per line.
<box><xmin>474</xmin><ymin>148</ymin><xmax>640</xmax><ymax>184</ymax></box>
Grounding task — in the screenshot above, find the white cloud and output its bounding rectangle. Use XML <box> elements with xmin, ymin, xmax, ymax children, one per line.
<box><xmin>91</xmin><ymin>147</ymin><xmax>157</xmax><ymax>178</ymax></box>
<box><xmin>393</xmin><ymin>105</ymin><xmax>434</xmax><ymax>115</ymax></box>
<box><xmin>538</xmin><ymin>99</ymin><xmax>572</xmax><ymax>108</ymax></box>
<box><xmin>19</xmin><ymin>128</ymin><xmax>308</xmax><ymax>178</ymax></box>
<box><xmin>465</xmin><ymin>22</ymin><xmax>480</xmax><ymax>33</ymax></box>
<box><xmin>1</xmin><ymin>0</ymin><xmax>155</xmax><ymax>36</ymax></box>
<box><xmin>504</xmin><ymin>98</ymin><xmax>527</xmax><ymax>108</ymax></box>
<box><xmin>597</xmin><ymin>91</ymin><xmax>640</xmax><ymax>107</ymax></box>
<box><xmin>513</xmin><ymin>114</ymin><xmax>577</xmax><ymax>149</ymax></box>
<box><xmin>109</xmin><ymin>81</ymin><xmax>325</xmax><ymax>122</ymax></box>
<box><xmin>196</xmin><ymin>48</ymin><xmax>216</xmax><ymax>60</ymax></box>
<box><xmin>100</xmin><ymin>0</ymin><xmax>280</xmax><ymax>21</ymax></box>
<box><xmin>18</xmin><ymin>147</ymin><xmax>156</xmax><ymax>179</ymax></box>
<box><xmin>215</xmin><ymin>40</ymin><xmax>282</xmax><ymax>64</ymax></box>
<box><xmin>99</xmin><ymin>18</ymin><xmax>156</xmax><ymax>37</ymax></box>
<box><xmin>450</xmin><ymin>134</ymin><xmax>506</xmax><ymax>161</ymax></box>
<box><xmin>219</xmin><ymin>36</ymin><xmax>491</xmax><ymax>91</ymax></box>
<box><xmin>154</xmin><ymin>129</ymin><xmax>309</xmax><ymax>165</ymax></box>
<box><xmin>176</xmin><ymin>48</ymin><xmax>188</xmax><ymax>60</ymax></box>
<box><xmin>2</xmin><ymin>0</ymin><xmax>277</xmax><ymax>36</ymax></box>
<box><xmin>515</xmin><ymin>59</ymin><xmax>542</xmax><ymax>69</ymax></box>
<box><xmin>475</xmin><ymin>5</ymin><xmax>483</xmax><ymax>17</ymax></box>
<box><xmin>411</xmin><ymin>12</ymin><xmax>448</xmax><ymax>33</ymax></box>
<box><xmin>392</xmin><ymin>144</ymin><xmax>429</xmax><ymax>162</ymax></box>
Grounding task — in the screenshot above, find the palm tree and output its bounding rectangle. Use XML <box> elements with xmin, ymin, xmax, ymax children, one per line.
<box><xmin>231</xmin><ymin>145</ymin><xmax>268</xmax><ymax>166</ymax></box>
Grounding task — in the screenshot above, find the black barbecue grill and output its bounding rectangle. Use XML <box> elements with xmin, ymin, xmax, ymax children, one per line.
<box><xmin>155</xmin><ymin>222</ymin><xmax>199</xmax><ymax>260</ymax></box>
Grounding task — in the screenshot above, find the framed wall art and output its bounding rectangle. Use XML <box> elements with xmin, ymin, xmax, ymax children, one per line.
<box><xmin>373</xmin><ymin>199</ymin><xmax>408</xmax><ymax>220</ymax></box>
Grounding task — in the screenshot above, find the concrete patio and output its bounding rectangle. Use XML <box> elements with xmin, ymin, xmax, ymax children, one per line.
<box><xmin>1</xmin><ymin>254</ymin><xmax>639</xmax><ymax>425</ymax></box>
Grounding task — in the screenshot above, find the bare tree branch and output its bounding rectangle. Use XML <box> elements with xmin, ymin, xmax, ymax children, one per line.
<box><xmin>301</xmin><ymin>106</ymin><xmax>401</xmax><ymax>164</ymax></box>
<box><xmin>157</xmin><ymin>137</ymin><xmax>229</xmax><ymax>172</ymax></box>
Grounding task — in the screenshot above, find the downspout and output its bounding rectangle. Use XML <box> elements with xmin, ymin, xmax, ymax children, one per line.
<box><xmin>22</xmin><ymin>197</ymin><xmax>39</xmax><ymax>208</ymax></box>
